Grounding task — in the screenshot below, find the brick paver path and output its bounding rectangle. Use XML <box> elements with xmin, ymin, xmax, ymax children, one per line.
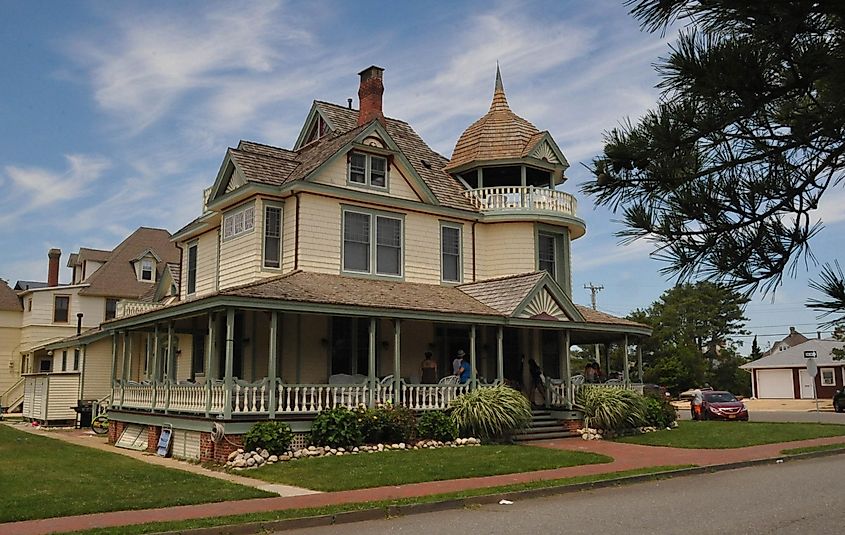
<box><xmin>5</xmin><ymin>435</ymin><xmax>845</xmax><ymax>535</ymax></box>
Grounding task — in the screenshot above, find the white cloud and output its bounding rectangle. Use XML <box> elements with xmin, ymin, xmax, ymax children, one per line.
<box><xmin>573</xmin><ymin>236</ymin><xmax>655</xmax><ymax>270</ymax></box>
<box><xmin>812</xmin><ymin>186</ymin><xmax>845</xmax><ymax>226</ymax></box>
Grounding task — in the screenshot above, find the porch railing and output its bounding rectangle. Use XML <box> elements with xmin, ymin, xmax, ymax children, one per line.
<box><xmin>463</xmin><ymin>186</ymin><xmax>577</xmax><ymax>217</ymax></box>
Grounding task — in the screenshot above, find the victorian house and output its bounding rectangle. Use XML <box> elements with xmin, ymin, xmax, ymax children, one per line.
<box><xmin>98</xmin><ymin>66</ymin><xmax>649</xmax><ymax>460</ymax></box>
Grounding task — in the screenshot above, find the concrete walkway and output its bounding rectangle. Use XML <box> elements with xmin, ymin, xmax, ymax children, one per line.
<box><xmin>2</xmin><ymin>422</ymin><xmax>318</xmax><ymax>498</ymax></box>
<box><xmin>5</xmin><ymin>432</ymin><xmax>845</xmax><ymax>535</ymax></box>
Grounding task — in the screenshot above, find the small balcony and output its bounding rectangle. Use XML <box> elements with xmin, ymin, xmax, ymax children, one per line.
<box><xmin>116</xmin><ymin>300</ymin><xmax>164</xmax><ymax>319</ymax></box>
<box><xmin>464</xmin><ymin>186</ymin><xmax>577</xmax><ymax>217</ymax></box>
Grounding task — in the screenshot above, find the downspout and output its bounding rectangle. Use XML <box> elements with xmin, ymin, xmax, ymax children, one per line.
<box><xmin>471</xmin><ymin>221</ymin><xmax>477</xmax><ymax>282</ymax></box>
<box><xmin>76</xmin><ymin>313</ymin><xmax>83</xmax><ymax>400</ymax></box>
<box><xmin>294</xmin><ymin>192</ymin><xmax>301</xmax><ymax>270</ymax></box>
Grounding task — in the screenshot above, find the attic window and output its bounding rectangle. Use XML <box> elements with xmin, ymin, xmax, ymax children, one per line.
<box><xmin>141</xmin><ymin>259</ymin><xmax>154</xmax><ymax>281</ymax></box>
<box><xmin>305</xmin><ymin>116</ymin><xmax>330</xmax><ymax>144</ymax></box>
<box><xmin>223</xmin><ymin>204</ymin><xmax>256</xmax><ymax>241</ymax></box>
<box><xmin>348</xmin><ymin>151</ymin><xmax>388</xmax><ymax>189</ymax></box>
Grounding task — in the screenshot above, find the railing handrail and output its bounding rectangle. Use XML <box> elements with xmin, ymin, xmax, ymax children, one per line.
<box><xmin>0</xmin><ymin>377</ymin><xmax>25</xmax><ymax>407</ymax></box>
<box><xmin>463</xmin><ymin>185</ymin><xmax>577</xmax><ymax>217</ymax></box>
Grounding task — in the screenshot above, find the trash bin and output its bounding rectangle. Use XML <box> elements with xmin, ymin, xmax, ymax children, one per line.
<box><xmin>71</xmin><ymin>400</ymin><xmax>94</xmax><ymax>429</ymax></box>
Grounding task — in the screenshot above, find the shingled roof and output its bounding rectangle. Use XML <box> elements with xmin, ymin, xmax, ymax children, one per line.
<box><xmin>221</xmin><ymin>270</ymin><xmax>501</xmax><ymax>317</ymax></box>
<box><xmin>0</xmin><ymin>279</ymin><xmax>22</xmax><ymax>311</ymax></box>
<box><xmin>575</xmin><ymin>305</ymin><xmax>649</xmax><ymax>328</ymax></box>
<box><xmin>79</xmin><ymin>228</ymin><xmax>180</xmax><ymax>299</ymax></box>
<box><xmin>446</xmin><ymin>68</ymin><xmax>542</xmax><ymax>171</ymax></box>
<box><xmin>458</xmin><ymin>272</ymin><xmax>546</xmax><ymax>316</ymax></box>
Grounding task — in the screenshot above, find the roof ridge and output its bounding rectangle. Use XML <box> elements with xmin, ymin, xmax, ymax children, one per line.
<box><xmin>232</xmin><ymin>145</ymin><xmax>299</xmax><ymax>163</ymax></box>
<box><xmin>315</xmin><ymin>100</ymin><xmax>412</xmax><ymax>127</ymax></box>
<box><xmin>238</xmin><ymin>139</ymin><xmax>298</xmax><ymax>155</ymax></box>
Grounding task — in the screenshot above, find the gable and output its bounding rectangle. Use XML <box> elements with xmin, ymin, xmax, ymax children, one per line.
<box><xmin>294</xmin><ymin>105</ymin><xmax>337</xmax><ymax>150</ymax></box>
<box><xmin>224</xmin><ymin>166</ymin><xmax>247</xmax><ymax>193</ymax></box>
<box><xmin>524</xmin><ymin>132</ymin><xmax>569</xmax><ymax>170</ymax></box>
<box><xmin>518</xmin><ymin>286</ymin><xmax>569</xmax><ymax>321</ymax></box>
<box><xmin>531</xmin><ymin>140</ymin><xmax>560</xmax><ymax>164</ymax></box>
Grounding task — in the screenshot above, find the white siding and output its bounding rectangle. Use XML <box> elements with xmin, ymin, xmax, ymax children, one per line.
<box><xmin>311</xmin><ymin>150</ymin><xmax>422</xmax><ymax>202</ymax></box>
<box><xmin>82</xmin><ymin>338</ymin><xmax>115</xmax><ymax>400</ymax></box>
<box><xmin>297</xmin><ymin>194</ymin><xmax>342</xmax><ymax>274</ymax></box>
<box><xmin>182</xmin><ymin>228</ymin><xmax>219</xmax><ymax>299</ymax></box>
<box><xmin>475</xmin><ymin>222</ymin><xmax>536</xmax><ymax>280</ymax></box>
<box><xmin>0</xmin><ymin>310</ymin><xmax>22</xmax><ymax>395</ymax></box>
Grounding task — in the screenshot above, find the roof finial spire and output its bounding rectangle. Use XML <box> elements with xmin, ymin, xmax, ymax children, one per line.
<box><xmin>490</xmin><ymin>63</ymin><xmax>509</xmax><ymax>111</ymax></box>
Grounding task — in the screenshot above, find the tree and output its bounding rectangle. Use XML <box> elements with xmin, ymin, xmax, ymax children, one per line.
<box><xmin>630</xmin><ymin>281</ymin><xmax>750</xmax><ymax>394</ymax></box>
<box><xmin>749</xmin><ymin>336</ymin><xmax>762</xmax><ymax>361</ymax></box>
<box><xmin>583</xmin><ymin>1</ymin><xmax>845</xmax><ymax>323</ymax></box>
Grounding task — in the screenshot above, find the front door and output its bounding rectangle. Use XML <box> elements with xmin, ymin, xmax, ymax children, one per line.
<box><xmin>799</xmin><ymin>369</ymin><xmax>815</xmax><ymax>399</ymax></box>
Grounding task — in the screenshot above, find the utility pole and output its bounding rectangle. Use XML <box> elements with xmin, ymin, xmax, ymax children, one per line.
<box><xmin>584</xmin><ymin>283</ymin><xmax>604</xmax><ymax>364</ymax></box>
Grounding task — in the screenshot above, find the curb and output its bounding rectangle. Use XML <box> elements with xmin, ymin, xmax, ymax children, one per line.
<box><xmin>158</xmin><ymin>447</ymin><xmax>845</xmax><ymax>535</ymax></box>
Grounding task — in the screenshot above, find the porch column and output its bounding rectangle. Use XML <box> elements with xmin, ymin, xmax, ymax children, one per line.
<box><xmin>164</xmin><ymin>321</ymin><xmax>173</xmax><ymax>412</ymax></box>
<box><xmin>622</xmin><ymin>335</ymin><xmax>630</xmax><ymax>385</ymax></box>
<box><xmin>603</xmin><ymin>343</ymin><xmax>610</xmax><ymax>378</ymax></box>
<box><xmin>563</xmin><ymin>330</ymin><xmax>572</xmax><ymax>409</ymax></box>
<box><xmin>109</xmin><ymin>332</ymin><xmax>117</xmax><ymax>398</ymax></box>
<box><xmin>120</xmin><ymin>332</ymin><xmax>130</xmax><ymax>409</ymax></box>
<box><xmin>204</xmin><ymin>313</ymin><xmax>215</xmax><ymax>417</ymax></box>
<box><xmin>496</xmin><ymin>326</ymin><xmax>504</xmax><ymax>384</ymax></box>
<box><xmin>637</xmin><ymin>343</ymin><xmax>644</xmax><ymax>383</ymax></box>
<box><xmin>368</xmin><ymin>318</ymin><xmax>376</xmax><ymax>407</ymax></box>
<box><xmin>469</xmin><ymin>325</ymin><xmax>477</xmax><ymax>389</ymax></box>
<box><xmin>393</xmin><ymin>319</ymin><xmax>402</xmax><ymax>404</ymax></box>
<box><xmin>223</xmin><ymin>308</ymin><xmax>235</xmax><ymax>419</ymax></box>
<box><xmin>268</xmin><ymin>311</ymin><xmax>278</xmax><ymax>418</ymax></box>
<box><xmin>144</xmin><ymin>333</ymin><xmax>151</xmax><ymax>380</ymax></box>
<box><xmin>151</xmin><ymin>324</ymin><xmax>159</xmax><ymax>410</ymax></box>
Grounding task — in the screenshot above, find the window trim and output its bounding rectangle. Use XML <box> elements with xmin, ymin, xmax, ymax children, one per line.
<box><xmin>535</xmin><ymin>224</ymin><xmax>571</xmax><ymax>295</ymax></box>
<box><xmin>262</xmin><ymin>203</ymin><xmax>283</xmax><ymax>270</ymax></box>
<box><xmin>222</xmin><ymin>202</ymin><xmax>256</xmax><ymax>242</ymax></box>
<box><xmin>821</xmin><ymin>368</ymin><xmax>836</xmax><ymax>386</ymax></box>
<box><xmin>341</xmin><ymin>206</ymin><xmax>404</xmax><ymax>279</ymax></box>
<box><xmin>346</xmin><ymin>151</ymin><xmax>390</xmax><ymax>191</ymax></box>
<box><xmin>440</xmin><ymin>221</ymin><xmax>463</xmax><ymax>284</ymax></box>
<box><xmin>53</xmin><ymin>295</ymin><xmax>70</xmax><ymax>323</ymax></box>
<box><xmin>187</xmin><ymin>241</ymin><xmax>198</xmax><ymax>295</ymax></box>
<box><xmin>140</xmin><ymin>258</ymin><xmax>154</xmax><ymax>282</ymax></box>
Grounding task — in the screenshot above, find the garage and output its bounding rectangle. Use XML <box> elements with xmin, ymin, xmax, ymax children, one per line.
<box><xmin>755</xmin><ymin>369</ymin><xmax>795</xmax><ymax>399</ymax></box>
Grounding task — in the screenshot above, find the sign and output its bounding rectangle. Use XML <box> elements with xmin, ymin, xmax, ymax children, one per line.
<box><xmin>804</xmin><ymin>350</ymin><xmax>818</xmax><ymax>359</ymax></box>
<box><xmin>806</xmin><ymin>358</ymin><xmax>818</xmax><ymax>379</ymax></box>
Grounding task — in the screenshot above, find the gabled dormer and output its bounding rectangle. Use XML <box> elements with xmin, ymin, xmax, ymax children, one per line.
<box><xmin>132</xmin><ymin>249</ymin><xmax>161</xmax><ymax>283</ymax></box>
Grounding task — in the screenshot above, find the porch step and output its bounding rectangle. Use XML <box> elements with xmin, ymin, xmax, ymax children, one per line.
<box><xmin>513</xmin><ymin>411</ymin><xmax>579</xmax><ymax>442</ymax></box>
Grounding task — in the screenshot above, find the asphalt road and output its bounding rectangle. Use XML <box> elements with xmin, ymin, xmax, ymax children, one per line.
<box><xmin>678</xmin><ymin>409</ymin><xmax>845</xmax><ymax>424</ymax></box>
<box><xmin>283</xmin><ymin>455</ymin><xmax>845</xmax><ymax>535</ymax></box>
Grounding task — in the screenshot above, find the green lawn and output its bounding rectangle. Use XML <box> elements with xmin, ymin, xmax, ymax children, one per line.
<box><xmin>73</xmin><ymin>465</ymin><xmax>692</xmax><ymax>535</ymax></box>
<box><xmin>782</xmin><ymin>443</ymin><xmax>845</xmax><ymax>456</ymax></box>
<box><xmin>616</xmin><ymin>421</ymin><xmax>845</xmax><ymax>449</ymax></box>
<box><xmin>0</xmin><ymin>424</ymin><xmax>273</xmax><ymax>523</ymax></box>
<box><xmin>242</xmin><ymin>445</ymin><xmax>612</xmax><ymax>491</ymax></box>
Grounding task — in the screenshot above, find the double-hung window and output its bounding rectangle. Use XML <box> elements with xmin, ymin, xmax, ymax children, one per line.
<box><xmin>187</xmin><ymin>243</ymin><xmax>198</xmax><ymax>294</ymax></box>
<box><xmin>141</xmin><ymin>259</ymin><xmax>154</xmax><ymax>281</ymax></box>
<box><xmin>263</xmin><ymin>205</ymin><xmax>282</xmax><ymax>269</ymax></box>
<box><xmin>441</xmin><ymin>224</ymin><xmax>462</xmax><ymax>283</ymax></box>
<box><xmin>538</xmin><ymin>233</ymin><xmax>556</xmax><ymax>278</ymax></box>
<box><xmin>343</xmin><ymin>209</ymin><xmax>402</xmax><ymax>276</ymax></box>
<box><xmin>821</xmin><ymin>369</ymin><xmax>836</xmax><ymax>387</ymax></box>
<box><xmin>347</xmin><ymin>152</ymin><xmax>388</xmax><ymax>189</ymax></box>
<box><xmin>54</xmin><ymin>296</ymin><xmax>69</xmax><ymax>323</ymax></box>
<box><xmin>105</xmin><ymin>298</ymin><xmax>118</xmax><ymax>321</ymax></box>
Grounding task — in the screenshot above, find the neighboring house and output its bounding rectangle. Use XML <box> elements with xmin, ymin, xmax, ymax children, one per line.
<box><xmin>101</xmin><ymin>66</ymin><xmax>651</xmax><ymax>462</ymax></box>
<box><xmin>0</xmin><ymin>279</ymin><xmax>23</xmax><ymax>412</ymax></box>
<box><xmin>741</xmin><ymin>338</ymin><xmax>845</xmax><ymax>399</ymax></box>
<box><xmin>12</xmin><ymin>228</ymin><xmax>179</xmax><ymax>425</ymax></box>
<box><xmin>762</xmin><ymin>326</ymin><xmax>810</xmax><ymax>357</ymax></box>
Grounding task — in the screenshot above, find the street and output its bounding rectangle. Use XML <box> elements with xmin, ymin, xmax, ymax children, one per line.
<box><xmin>678</xmin><ymin>409</ymin><xmax>845</xmax><ymax>424</ymax></box>
<box><xmin>284</xmin><ymin>455</ymin><xmax>845</xmax><ymax>535</ymax></box>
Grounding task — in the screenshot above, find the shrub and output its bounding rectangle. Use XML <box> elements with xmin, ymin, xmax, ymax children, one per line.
<box><xmin>311</xmin><ymin>407</ymin><xmax>362</xmax><ymax>448</ymax></box>
<box><xmin>244</xmin><ymin>421</ymin><xmax>293</xmax><ymax>455</ymax></box>
<box><xmin>639</xmin><ymin>395</ymin><xmax>677</xmax><ymax>428</ymax></box>
<box><xmin>449</xmin><ymin>385</ymin><xmax>531</xmax><ymax>440</ymax></box>
<box><xmin>417</xmin><ymin>410</ymin><xmax>458</xmax><ymax>442</ymax></box>
<box><xmin>354</xmin><ymin>404</ymin><xmax>417</xmax><ymax>444</ymax></box>
<box><xmin>575</xmin><ymin>386</ymin><xmax>646</xmax><ymax>431</ymax></box>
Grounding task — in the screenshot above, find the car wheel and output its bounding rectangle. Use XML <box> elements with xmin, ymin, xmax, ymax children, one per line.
<box><xmin>836</xmin><ymin>401</ymin><xmax>844</xmax><ymax>413</ymax></box>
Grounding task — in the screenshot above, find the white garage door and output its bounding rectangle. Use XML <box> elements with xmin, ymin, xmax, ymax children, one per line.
<box><xmin>757</xmin><ymin>369</ymin><xmax>795</xmax><ymax>399</ymax></box>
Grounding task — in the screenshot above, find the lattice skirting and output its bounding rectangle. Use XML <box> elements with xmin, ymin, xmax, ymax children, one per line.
<box><xmin>291</xmin><ymin>432</ymin><xmax>309</xmax><ymax>450</ymax></box>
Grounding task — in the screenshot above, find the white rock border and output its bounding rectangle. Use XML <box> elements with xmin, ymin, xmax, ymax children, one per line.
<box><xmin>225</xmin><ymin>438</ymin><xmax>482</xmax><ymax>470</ymax></box>
<box><xmin>576</xmin><ymin>421</ymin><xmax>678</xmax><ymax>441</ymax></box>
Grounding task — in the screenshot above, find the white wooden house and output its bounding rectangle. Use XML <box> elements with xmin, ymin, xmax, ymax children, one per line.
<box><xmin>99</xmin><ymin>66</ymin><xmax>651</xmax><ymax>461</ymax></box>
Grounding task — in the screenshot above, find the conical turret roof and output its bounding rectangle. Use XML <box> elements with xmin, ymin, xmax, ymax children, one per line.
<box><xmin>446</xmin><ymin>67</ymin><xmax>540</xmax><ymax>171</ymax></box>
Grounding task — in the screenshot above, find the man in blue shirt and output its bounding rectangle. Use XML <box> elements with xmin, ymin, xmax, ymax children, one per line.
<box><xmin>458</xmin><ymin>357</ymin><xmax>471</xmax><ymax>384</ymax></box>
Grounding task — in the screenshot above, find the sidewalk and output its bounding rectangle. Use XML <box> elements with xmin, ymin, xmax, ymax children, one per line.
<box><xmin>6</xmin><ymin>433</ymin><xmax>845</xmax><ymax>535</ymax></box>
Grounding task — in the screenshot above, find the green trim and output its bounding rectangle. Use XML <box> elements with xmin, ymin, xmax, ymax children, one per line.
<box><xmin>260</xmin><ymin>200</ymin><xmax>285</xmax><ymax>272</ymax></box>
<box><xmin>345</xmin><ymin>149</ymin><xmax>391</xmax><ymax>193</ymax></box>
<box><xmin>293</xmin><ymin>105</ymin><xmax>329</xmax><ymax>151</ymax></box>
<box><xmin>482</xmin><ymin>211</ymin><xmax>586</xmax><ymax>239</ymax></box>
<box><xmin>206</xmin><ymin>183</ymin><xmax>286</xmax><ymax>214</ymax></box>
<box><xmin>206</xmin><ymin>152</ymin><xmax>238</xmax><ymax>205</ymax></box>
<box><xmin>108</xmin><ymin>410</ymin><xmax>315</xmax><ymax>434</ymax></box>
<box><xmin>534</xmin><ymin>223</ymin><xmax>572</xmax><ymax>296</ymax></box>
<box><xmin>510</xmin><ymin>273</ymin><xmax>585</xmax><ymax>323</ymax></box>
<box><xmin>43</xmin><ymin>330</ymin><xmax>110</xmax><ymax>351</ymax></box>
<box><xmin>439</xmin><ymin>220</ymin><xmax>464</xmax><ymax>284</ymax></box>
<box><xmin>445</xmin><ymin>157</ymin><xmax>563</xmax><ymax>176</ymax></box>
<box><xmin>221</xmin><ymin>199</ymin><xmax>257</xmax><ymax>243</ymax></box>
<box><xmin>523</xmin><ymin>132</ymin><xmax>570</xmax><ymax>176</ymax></box>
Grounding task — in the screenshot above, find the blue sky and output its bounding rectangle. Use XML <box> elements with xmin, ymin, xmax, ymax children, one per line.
<box><xmin>1</xmin><ymin>0</ymin><xmax>842</xmax><ymax>353</ymax></box>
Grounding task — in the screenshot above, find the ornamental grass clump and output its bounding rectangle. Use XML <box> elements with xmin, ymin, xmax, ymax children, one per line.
<box><xmin>449</xmin><ymin>385</ymin><xmax>531</xmax><ymax>441</ymax></box>
<box><xmin>575</xmin><ymin>386</ymin><xmax>647</xmax><ymax>431</ymax></box>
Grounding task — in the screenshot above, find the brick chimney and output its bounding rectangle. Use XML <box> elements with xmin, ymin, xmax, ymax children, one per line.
<box><xmin>357</xmin><ymin>65</ymin><xmax>385</xmax><ymax>126</ymax></box>
<box><xmin>47</xmin><ymin>248</ymin><xmax>61</xmax><ymax>287</ymax></box>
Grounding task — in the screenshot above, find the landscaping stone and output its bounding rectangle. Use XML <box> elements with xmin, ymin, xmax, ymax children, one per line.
<box><xmin>268</xmin><ymin>455</ymin><xmax>278</xmax><ymax>462</ymax></box>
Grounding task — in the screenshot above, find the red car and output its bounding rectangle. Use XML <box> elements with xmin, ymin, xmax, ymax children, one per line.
<box><xmin>701</xmin><ymin>391</ymin><xmax>748</xmax><ymax>421</ymax></box>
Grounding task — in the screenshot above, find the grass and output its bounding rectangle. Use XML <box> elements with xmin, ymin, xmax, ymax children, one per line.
<box><xmin>71</xmin><ymin>465</ymin><xmax>694</xmax><ymax>535</ymax></box>
<box><xmin>0</xmin><ymin>424</ymin><xmax>273</xmax><ymax>523</ymax></box>
<box><xmin>240</xmin><ymin>445</ymin><xmax>611</xmax><ymax>491</ymax></box>
<box><xmin>781</xmin><ymin>443</ymin><xmax>845</xmax><ymax>455</ymax></box>
<box><xmin>616</xmin><ymin>421</ymin><xmax>845</xmax><ymax>449</ymax></box>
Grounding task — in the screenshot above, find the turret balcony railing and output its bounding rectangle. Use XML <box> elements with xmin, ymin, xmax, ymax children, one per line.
<box><xmin>464</xmin><ymin>186</ymin><xmax>577</xmax><ymax>217</ymax></box>
<box><xmin>116</xmin><ymin>300</ymin><xmax>164</xmax><ymax>319</ymax></box>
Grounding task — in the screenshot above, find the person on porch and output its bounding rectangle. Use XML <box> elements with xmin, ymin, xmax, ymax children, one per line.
<box><xmin>457</xmin><ymin>356</ymin><xmax>471</xmax><ymax>384</ymax></box>
<box><xmin>528</xmin><ymin>358</ymin><xmax>546</xmax><ymax>406</ymax></box>
<box><xmin>421</xmin><ymin>351</ymin><xmax>438</xmax><ymax>384</ymax></box>
<box><xmin>452</xmin><ymin>350</ymin><xmax>466</xmax><ymax>375</ymax></box>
